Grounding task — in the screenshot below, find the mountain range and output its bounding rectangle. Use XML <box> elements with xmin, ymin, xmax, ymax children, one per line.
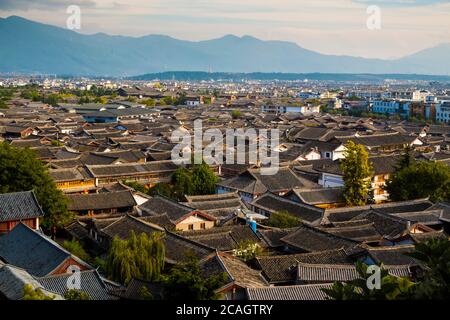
<box><xmin>1</xmin><ymin>15</ymin><xmax>450</xmax><ymax>77</ymax></box>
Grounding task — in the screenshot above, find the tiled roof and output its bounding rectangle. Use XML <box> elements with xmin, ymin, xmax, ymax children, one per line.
<box><xmin>258</xmin><ymin>227</ymin><xmax>298</xmax><ymax>248</ymax></box>
<box><xmin>0</xmin><ymin>264</ymin><xmax>62</xmax><ymax>300</ymax></box>
<box><xmin>246</xmin><ymin>283</ymin><xmax>333</xmax><ymax>300</ymax></box>
<box><xmin>85</xmin><ymin>161</ymin><xmax>178</xmax><ymax>178</ymax></box>
<box><xmin>0</xmin><ymin>223</ymin><xmax>91</xmax><ymax>277</ymax></box>
<box><xmin>215</xmin><ymin>253</ymin><xmax>268</xmax><ymax>289</ymax></box>
<box><xmin>336</xmin><ymin>133</ymin><xmax>419</xmax><ymax>148</ymax></box>
<box><xmin>251</xmin><ymin>193</ymin><xmax>324</xmax><ymax>225</ymax></box>
<box><xmin>217</xmin><ymin>167</ymin><xmax>315</xmax><ymax>195</ymax></box>
<box><xmin>280</xmin><ymin>224</ymin><xmax>358</xmax><ymax>252</ymax></box>
<box><xmin>256</xmin><ymin>249</ymin><xmax>352</xmax><ymax>284</ymax></box>
<box><xmin>0</xmin><ymin>191</ymin><xmax>44</xmax><ymax>223</ymax></box>
<box><xmin>290</xmin><ymin>187</ymin><xmax>343</xmax><ymax>205</ymax></box>
<box><xmin>139</xmin><ymin>195</ymin><xmax>195</xmax><ymax>222</ymax></box>
<box><xmin>296</xmin><ymin>262</ymin><xmax>411</xmax><ymax>283</ymax></box>
<box><xmin>181</xmin><ymin>225</ymin><xmax>262</xmax><ymax>251</ymax></box>
<box><xmin>366</xmin><ymin>245</ymin><xmax>418</xmax><ymax>266</ymax></box>
<box><xmin>37</xmin><ymin>270</ymin><xmax>119</xmax><ymax>300</ymax></box>
<box><xmin>67</xmin><ymin>190</ymin><xmax>137</xmax><ymax>211</ymax></box>
<box><xmin>322</xmin><ymin>199</ymin><xmax>434</xmax><ymax>224</ymax></box>
<box><xmin>49</xmin><ymin>168</ymin><xmax>87</xmax><ymax>182</ymax></box>
<box><xmin>320</xmin><ymin>223</ymin><xmax>382</xmax><ymax>242</ymax></box>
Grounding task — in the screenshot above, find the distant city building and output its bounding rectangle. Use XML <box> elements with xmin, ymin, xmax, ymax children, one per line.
<box><xmin>262</xmin><ymin>103</ymin><xmax>320</xmax><ymax>114</ymax></box>
<box><xmin>372</xmin><ymin>100</ymin><xmax>411</xmax><ymax>118</ymax></box>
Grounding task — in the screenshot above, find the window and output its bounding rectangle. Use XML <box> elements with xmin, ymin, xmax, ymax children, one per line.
<box><xmin>200</xmin><ymin>223</ymin><xmax>206</xmax><ymax>230</ymax></box>
<box><xmin>188</xmin><ymin>224</ymin><xmax>194</xmax><ymax>230</ymax></box>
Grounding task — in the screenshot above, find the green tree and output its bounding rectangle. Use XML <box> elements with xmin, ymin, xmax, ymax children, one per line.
<box><xmin>174</xmin><ymin>92</ymin><xmax>187</xmax><ymax>105</ymax></box>
<box><xmin>191</xmin><ymin>163</ymin><xmax>218</xmax><ymax>195</ymax></box>
<box><xmin>162</xmin><ymin>96</ymin><xmax>175</xmax><ymax>105</ymax></box>
<box><xmin>22</xmin><ymin>284</ymin><xmax>55</xmax><ymax>300</ymax></box>
<box><xmin>171</xmin><ymin>167</ymin><xmax>194</xmax><ymax>200</ymax></box>
<box><xmin>149</xmin><ymin>182</ymin><xmax>175</xmax><ymax>199</ymax></box>
<box><xmin>231</xmin><ymin>110</ymin><xmax>241</xmax><ymax>119</ymax></box>
<box><xmin>106</xmin><ymin>231</ymin><xmax>165</xmax><ymax>285</ymax></box>
<box><xmin>322</xmin><ymin>261</ymin><xmax>415</xmax><ymax>300</ymax></box>
<box><xmin>162</xmin><ymin>253</ymin><xmax>228</xmax><ymax>300</ymax></box>
<box><xmin>264</xmin><ymin>211</ymin><xmax>302</xmax><ymax>228</ymax></box>
<box><xmin>407</xmin><ymin>238</ymin><xmax>450</xmax><ymax>300</ymax></box>
<box><xmin>122</xmin><ymin>180</ymin><xmax>149</xmax><ymax>194</ymax></box>
<box><xmin>397</xmin><ymin>146</ymin><xmax>416</xmax><ymax>170</ymax></box>
<box><xmin>143</xmin><ymin>98</ymin><xmax>156</xmax><ymax>107</ymax></box>
<box><xmin>62</xmin><ymin>240</ymin><xmax>90</xmax><ymax>262</ymax></box>
<box><xmin>323</xmin><ymin>238</ymin><xmax>450</xmax><ymax>300</ymax></box>
<box><xmin>64</xmin><ymin>289</ymin><xmax>91</xmax><ymax>300</ymax></box>
<box><xmin>340</xmin><ymin>141</ymin><xmax>374</xmax><ymax>206</ymax></box>
<box><xmin>0</xmin><ymin>143</ymin><xmax>73</xmax><ymax>232</ymax></box>
<box><xmin>43</xmin><ymin>93</ymin><xmax>61</xmax><ymax>106</ymax></box>
<box><xmin>385</xmin><ymin>161</ymin><xmax>450</xmax><ymax>202</ymax></box>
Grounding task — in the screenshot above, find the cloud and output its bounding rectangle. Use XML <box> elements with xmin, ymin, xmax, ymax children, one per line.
<box><xmin>353</xmin><ymin>0</ymin><xmax>450</xmax><ymax>7</ymax></box>
<box><xmin>0</xmin><ymin>0</ymin><xmax>96</xmax><ymax>11</ymax></box>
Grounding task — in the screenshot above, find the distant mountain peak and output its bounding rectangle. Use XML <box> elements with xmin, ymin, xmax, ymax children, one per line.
<box><xmin>0</xmin><ymin>15</ymin><xmax>449</xmax><ymax>76</ymax></box>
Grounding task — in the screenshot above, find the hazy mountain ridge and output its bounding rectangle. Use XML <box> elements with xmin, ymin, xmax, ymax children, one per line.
<box><xmin>1</xmin><ymin>16</ymin><xmax>449</xmax><ymax>77</ymax></box>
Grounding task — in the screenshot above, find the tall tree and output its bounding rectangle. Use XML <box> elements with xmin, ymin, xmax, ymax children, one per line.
<box><xmin>106</xmin><ymin>231</ymin><xmax>165</xmax><ymax>285</ymax></box>
<box><xmin>191</xmin><ymin>163</ymin><xmax>218</xmax><ymax>195</ymax></box>
<box><xmin>171</xmin><ymin>167</ymin><xmax>194</xmax><ymax>200</ymax></box>
<box><xmin>162</xmin><ymin>253</ymin><xmax>228</xmax><ymax>300</ymax></box>
<box><xmin>385</xmin><ymin>161</ymin><xmax>450</xmax><ymax>202</ymax></box>
<box><xmin>0</xmin><ymin>143</ymin><xmax>73</xmax><ymax>232</ymax></box>
<box><xmin>340</xmin><ymin>141</ymin><xmax>374</xmax><ymax>206</ymax></box>
<box><xmin>407</xmin><ymin>238</ymin><xmax>450</xmax><ymax>300</ymax></box>
<box><xmin>397</xmin><ymin>146</ymin><xmax>416</xmax><ymax>170</ymax></box>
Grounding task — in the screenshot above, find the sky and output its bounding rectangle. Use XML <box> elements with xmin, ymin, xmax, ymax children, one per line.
<box><xmin>0</xmin><ymin>0</ymin><xmax>449</xmax><ymax>59</ymax></box>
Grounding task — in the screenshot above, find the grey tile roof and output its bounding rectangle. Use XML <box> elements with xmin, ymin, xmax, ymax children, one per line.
<box><xmin>140</xmin><ymin>195</ymin><xmax>196</xmax><ymax>222</ymax></box>
<box><xmin>37</xmin><ymin>270</ymin><xmax>119</xmax><ymax>300</ymax></box>
<box><xmin>336</xmin><ymin>133</ymin><xmax>419</xmax><ymax>148</ymax></box>
<box><xmin>366</xmin><ymin>245</ymin><xmax>418</xmax><ymax>266</ymax></box>
<box><xmin>67</xmin><ymin>190</ymin><xmax>137</xmax><ymax>211</ymax></box>
<box><xmin>320</xmin><ymin>223</ymin><xmax>382</xmax><ymax>242</ymax></box>
<box><xmin>256</xmin><ymin>249</ymin><xmax>353</xmax><ymax>284</ymax></box>
<box><xmin>322</xmin><ymin>199</ymin><xmax>434</xmax><ymax>224</ymax></box>
<box><xmin>85</xmin><ymin>161</ymin><xmax>179</xmax><ymax>178</ymax></box>
<box><xmin>0</xmin><ymin>223</ymin><xmax>90</xmax><ymax>277</ymax></box>
<box><xmin>214</xmin><ymin>253</ymin><xmax>268</xmax><ymax>289</ymax></box>
<box><xmin>217</xmin><ymin>167</ymin><xmax>316</xmax><ymax>195</ymax></box>
<box><xmin>181</xmin><ymin>225</ymin><xmax>262</xmax><ymax>251</ymax></box>
<box><xmin>251</xmin><ymin>192</ymin><xmax>324</xmax><ymax>225</ymax></box>
<box><xmin>258</xmin><ymin>227</ymin><xmax>298</xmax><ymax>248</ymax></box>
<box><xmin>280</xmin><ymin>224</ymin><xmax>358</xmax><ymax>252</ymax></box>
<box><xmin>0</xmin><ymin>264</ymin><xmax>62</xmax><ymax>300</ymax></box>
<box><xmin>246</xmin><ymin>283</ymin><xmax>333</xmax><ymax>300</ymax></box>
<box><xmin>296</xmin><ymin>262</ymin><xmax>411</xmax><ymax>284</ymax></box>
<box><xmin>0</xmin><ymin>191</ymin><xmax>44</xmax><ymax>223</ymax></box>
<box><xmin>290</xmin><ymin>187</ymin><xmax>344</xmax><ymax>205</ymax></box>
